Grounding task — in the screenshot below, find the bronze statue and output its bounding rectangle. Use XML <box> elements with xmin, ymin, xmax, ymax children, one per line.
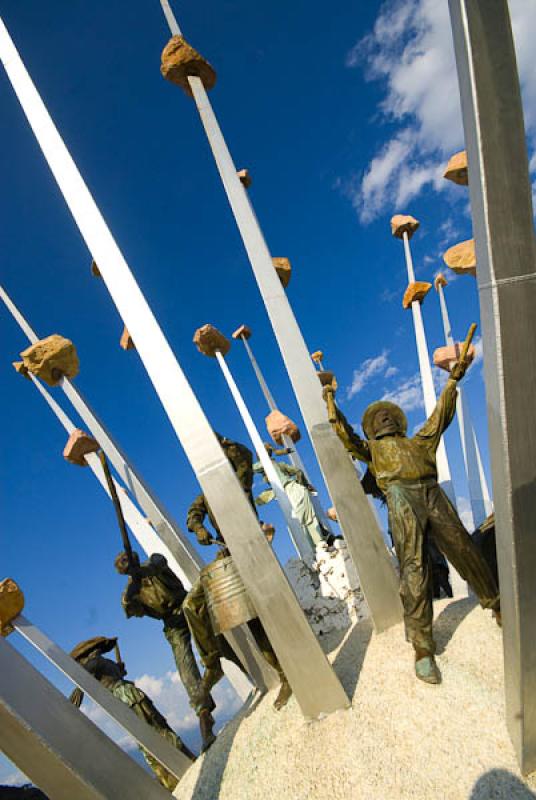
<box><xmin>114</xmin><ymin>550</ymin><xmax>217</xmax><ymax>752</ymax></box>
<box><xmin>324</xmin><ymin>327</ymin><xmax>500</xmax><ymax>684</ymax></box>
<box><xmin>69</xmin><ymin>636</ymin><xmax>195</xmax><ymax>791</ymax></box>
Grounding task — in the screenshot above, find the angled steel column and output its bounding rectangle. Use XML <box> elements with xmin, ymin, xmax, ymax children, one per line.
<box><xmin>13</xmin><ymin>615</ymin><xmax>192</xmax><ymax>779</ymax></box>
<box><xmin>449</xmin><ymin>0</ymin><xmax>536</xmax><ymax>773</ymax></box>
<box><xmin>401</xmin><ymin>230</ymin><xmax>455</xmax><ymax>504</ymax></box>
<box><xmin>0</xmin><ymin>288</ymin><xmax>266</xmax><ymax>696</ymax></box>
<box><xmin>159</xmin><ymin>5</ymin><xmax>402</xmax><ymax>632</ymax></box>
<box><xmin>235</xmin><ymin>327</ymin><xmax>334</xmax><ymax>535</ymax></box>
<box><xmin>435</xmin><ymin>275</ymin><xmax>491</xmax><ymax>527</ymax></box>
<box><xmin>0</xmin><ymin>284</ymin><xmax>202</xmax><ymax>586</ymax></box>
<box><xmin>0</xmin><ymin>18</ymin><xmax>347</xmax><ymax>717</ymax></box>
<box><xmin>0</xmin><ymin>637</ymin><xmax>171</xmax><ymax>800</ymax></box>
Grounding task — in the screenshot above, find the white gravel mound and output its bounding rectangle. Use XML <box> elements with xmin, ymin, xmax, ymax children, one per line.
<box><xmin>174</xmin><ymin>598</ymin><xmax>536</xmax><ymax>800</ymax></box>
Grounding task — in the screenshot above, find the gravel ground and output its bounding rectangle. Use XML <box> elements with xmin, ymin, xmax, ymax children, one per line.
<box><xmin>174</xmin><ymin>598</ymin><xmax>536</xmax><ymax>800</ymax></box>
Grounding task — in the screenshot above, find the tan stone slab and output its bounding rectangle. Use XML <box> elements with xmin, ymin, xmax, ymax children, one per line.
<box><xmin>433</xmin><ymin>343</ymin><xmax>476</xmax><ymax>371</ymax></box>
<box><xmin>434</xmin><ymin>273</ymin><xmax>448</xmax><ymax>291</ymax></box>
<box><xmin>63</xmin><ymin>429</ymin><xmax>100</xmax><ymax>466</ymax></box>
<box><xmin>272</xmin><ymin>257</ymin><xmax>291</xmax><ymax>289</ymax></box>
<box><xmin>444</xmin><ymin>150</ymin><xmax>468</xmax><ymax>185</ymax></box>
<box><xmin>161</xmin><ymin>35</ymin><xmax>216</xmax><ymax>97</ymax></box>
<box><xmin>237</xmin><ymin>169</ymin><xmax>252</xmax><ymax>189</ymax></box>
<box><xmin>12</xmin><ymin>360</ymin><xmax>30</xmax><ymax>379</ymax></box>
<box><xmin>390</xmin><ymin>214</ymin><xmax>420</xmax><ymax>240</ymax></box>
<box><xmin>265</xmin><ymin>409</ymin><xmax>301</xmax><ymax>445</ymax></box>
<box><xmin>193</xmin><ymin>324</ymin><xmax>231</xmax><ymax>357</ymax></box>
<box><xmin>120</xmin><ymin>326</ymin><xmax>135</xmax><ymax>351</ymax></box>
<box><xmin>20</xmin><ymin>335</ymin><xmax>79</xmax><ymax>386</ymax></box>
<box><xmin>0</xmin><ymin>579</ymin><xmax>24</xmax><ymax>637</ymax></box>
<box><xmin>443</xmin><ymin>239</ymin><xmax>477</xmax><ymax>276</ymax></box>
<box><xmin>402</xmin><ymin>281</ymin><xmax>432</xmax><ymax>309</ymax></box>
<box><xmin>232</xmin><ymin>324</ymin><xmax>251</xmax><ymax>340</ymax></box>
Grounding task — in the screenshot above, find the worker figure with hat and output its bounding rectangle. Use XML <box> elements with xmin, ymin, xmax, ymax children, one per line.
<box><xmin>323</xmin><ymin>345</ymin><xmax>500</xmax><ymax>685</ymax></box>
<box><xmin>114</xmin><ymin>550</ymin><xmax>217</xmax><ymax>752</ymax></box>
<box><xmin>69</xmin><ymin>635</ymin><xmax>195</xmax><ymax>790</ymax></box>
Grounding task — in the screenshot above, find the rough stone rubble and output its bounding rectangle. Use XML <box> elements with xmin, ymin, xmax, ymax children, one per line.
<box><xmin>284</xmin><ymin>541</ymin><xmax>369</xmax><ymax>635</ymax></box>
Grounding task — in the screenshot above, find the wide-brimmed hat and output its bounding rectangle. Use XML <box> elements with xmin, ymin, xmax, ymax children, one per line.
<box><xmin>70</xmin><ymin>636</ymin><xmax>117</xmax><ymax>663</ymax></box>
<box><xmin>361</xmin><ymin>401</ymin><xmax>407</xmax><ymax>439</ymax></box>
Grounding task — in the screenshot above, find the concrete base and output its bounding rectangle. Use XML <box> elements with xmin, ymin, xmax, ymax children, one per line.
<box><xmin>174</xmin><ymin>599</ymin><xmax>536</xmax><ymax>799</ymax></box>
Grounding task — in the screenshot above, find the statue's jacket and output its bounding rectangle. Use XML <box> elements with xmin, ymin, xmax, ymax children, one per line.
<box><xmin>332</xmin><ymin>378</ymin><xmax>458</xmax><ymax>492</ymax></box>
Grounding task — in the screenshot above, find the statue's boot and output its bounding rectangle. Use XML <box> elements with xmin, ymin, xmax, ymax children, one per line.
<box><xmin>415</xmin><ymin>652</ymin><xmax>441</xmax><ymax>685</ymax></box>
<box><xmin>199</xmin><ymin>708</ymin><xmax>217</xmax><ymax>753</ymax></box>
<box><xmin>273</xmin><ymin>676</ymin><xmax>292</xmax><ymax>710</ymax></box>
<box><xmin>493</xmin><ymin>609</ymin><xmax>502</xmax><ymax>627</ymax></box>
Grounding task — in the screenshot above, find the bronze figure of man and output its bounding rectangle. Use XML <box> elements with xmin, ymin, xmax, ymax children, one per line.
<box><xmin>114</xmin><ymin>550</ymin><xmax>217</xmax><ymax>751</ymax></box>
<box><xmin>70</xmin><ymin>636</ymin><xmax>195</xmax><ymax>791</ymax></box>
<box><xmin>324</xmin><ymin>357</ymin><xmax>500</xmax><ymax>684</ymax></box>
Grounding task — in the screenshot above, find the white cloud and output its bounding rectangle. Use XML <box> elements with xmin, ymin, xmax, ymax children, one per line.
<box><xmin>346</xmin><ymin>350</ymin><xmax>391</xmax><ymax>398</ymax></box>
<box><xmin>0</xmin><ymin>767</ymin><xmax>28</xmax><ymax>786</ymax></box>
<box><xmin>346</xmin><ymin>0</ymin><xmax>536</xmax><ymax>222</ymax></box>
<box><xmin>456</xmin><ymin>495</ymin><xmax>474</xmax><ymax>530</ymax></box>
<box><xmin>381</xmin><ymin>372</ymin><xmax>424</xmax><ymax>411</ymax></box>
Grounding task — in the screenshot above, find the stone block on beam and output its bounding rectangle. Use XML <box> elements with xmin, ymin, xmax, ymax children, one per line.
<box><xmin>63</xmin><ymin>429</ymin><xmax>100</xmax><ymax>466</ymax></box>
<box><xmin>20</xmin><ymin>335</ymin><xmax>79</xmax><ymax>386</ymax></box>
<box><xmin>402</xmin><ymin>281</ymin><xmax>432</xmax><ymax>309</ymax></box>
<box><xmin>161</xmin><ymin>35</ymin><xmax>216</xmax><ymax>96</ymax></box>
<box><xmin>0</xmin><ymin>579</ymin><xmax>24</xmax><ymax>637</ymax></box>
<box><xmin>193</xmin><ymin>324</ymin><xmax>231</xmax><ymax>357</ymax></box>
<box><xmin>444</xmin><ymin>150</ymin><xmax>469</xmax><ymax>185</ymax></box>
<box><xmin>391</xmin><ymin>214</ymin><xmax>420</xmax><ymax>240</ymax></box>
<box><xmin>443</xmin><ymin>239</ymin><xmax>477</xmax><ymax>276</ymax></box>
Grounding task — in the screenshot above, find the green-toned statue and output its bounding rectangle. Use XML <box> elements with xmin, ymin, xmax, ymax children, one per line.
<box><xmin>69</xmin><ymin>636</ymin><xmax>195</xmax><ymax>791</ymax></box>
<box><xmin>114</xmin><ymin>550</ymin><xmax>217</xmax><ymax>752</ymax></box>
<box><xmin>324</xmin><ymin>341</ymin><xmax>500</xmax><ymax>684</ymax></box>
<box><xmin>253</xmin><ymin>444</ymin><xmax>336</xmax><ymax>549</ymax></box>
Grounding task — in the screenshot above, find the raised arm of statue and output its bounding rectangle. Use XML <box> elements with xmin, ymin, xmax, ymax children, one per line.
<box><xmin>324</xmin><ymin>390</ymin><xmax>371</xmax><ymax>463</ymax></box>
<box><xmin>414</xmin><ymin>378</ymin><xmax>458</xmax><ymax>451</ymax></box>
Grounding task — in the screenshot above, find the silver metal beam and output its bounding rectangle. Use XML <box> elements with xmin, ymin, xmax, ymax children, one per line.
<box><xmin>449</xmin><ymin>0</ymin><xmax>536</xmax><ymax>773</ymax></box>
<box><xmin>0</xmin><ymin>282</ymin><xmax>202</xmax><ymax>588</ymax></box>
<box><xmin>161</xmin><ymin>21</ymin><xmax>402</xmax><ymax>630</ymax></box>
<box><xmin>215</xmin><ymin>349</ymin><xmax>313</xmax><ymax>561</ymax></box>
<box><xmin>0</xmin><ymin>285</ymin><xmax>268</xmax><ymax>696</ymax></box>
<box><xmin>402</xmin><ymin>232</ymin><xmax>455</xmax><ymax>504</ymax></box>
<box><xmin>13</xmin><ymin>614</ymin><xmax>192</xmax><ymax>779</ymax></box>
<box><xmin>436</xmin><ymin>280</ymin><xmax>491</xmax><ymax>527</ymax></box>
<box><xmin>0</xmin><ymin>636</ymin><xmax>172</xmax><ymax>800</ymax></box>
<box><xmin>0</xmin><ymin>17</ymin><xmax>346</xmax><ymax>717</ymax></box>
<box><xmin>238</xmin><ymin>331</ymin><xmax>334</xmax><ymax>535</ymax></box>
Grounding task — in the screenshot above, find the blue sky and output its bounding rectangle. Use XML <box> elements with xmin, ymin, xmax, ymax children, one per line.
<box><xmin>1</xmin><ymin>0</ymin><xmax>535</xmax><ymax>785</ymax></box>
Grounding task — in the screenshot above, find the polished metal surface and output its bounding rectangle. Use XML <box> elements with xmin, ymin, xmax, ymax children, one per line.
<box><xmin>14</xmin><ymin>615</ymin><xmax>192</xmax><ymax>779</ymax></box>
<box><xmin>437</xmin><ymin>282</ymin><xmax>491</xmax><ymax>527</ymax></box>
<box><xmin>181</xmin><ymin>69</ymin><xmax>402</xmax><ymax>632</ymax></box>
<box><xmin>0</xmin><ymin>19</ymin><xmax>339</xmax><ymax>715</ymax></box>
<box><xmin>201</xmin><ymin>556</ymin><xmax>257</xmax><ymax>634</ymax></box>
<box><xmin>0</xmin><ymin>286</ymin><xmax>265</xmax><ymax>697</ymax></box>
<box><xmin>0</xmin><ymin>636</ymin><xmax>172</xmax><ymax>799</ymax></box>
<box><xmin>449</xmin><ymin>0</ymin><xmax>536</xmax><ymax>773</ymax></box>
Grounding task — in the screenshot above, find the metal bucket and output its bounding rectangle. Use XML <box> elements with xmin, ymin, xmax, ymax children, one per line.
<box><xmin>200</xmin><ymin>555</ymin><xmax>257</xmax><ymax>634</ymax></box>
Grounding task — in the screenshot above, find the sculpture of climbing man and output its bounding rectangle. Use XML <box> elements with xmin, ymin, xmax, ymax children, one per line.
<box><xmin>323</xmin><ymin>325</ymin><xmax>500</xmax><ymax>685</ymax></box>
